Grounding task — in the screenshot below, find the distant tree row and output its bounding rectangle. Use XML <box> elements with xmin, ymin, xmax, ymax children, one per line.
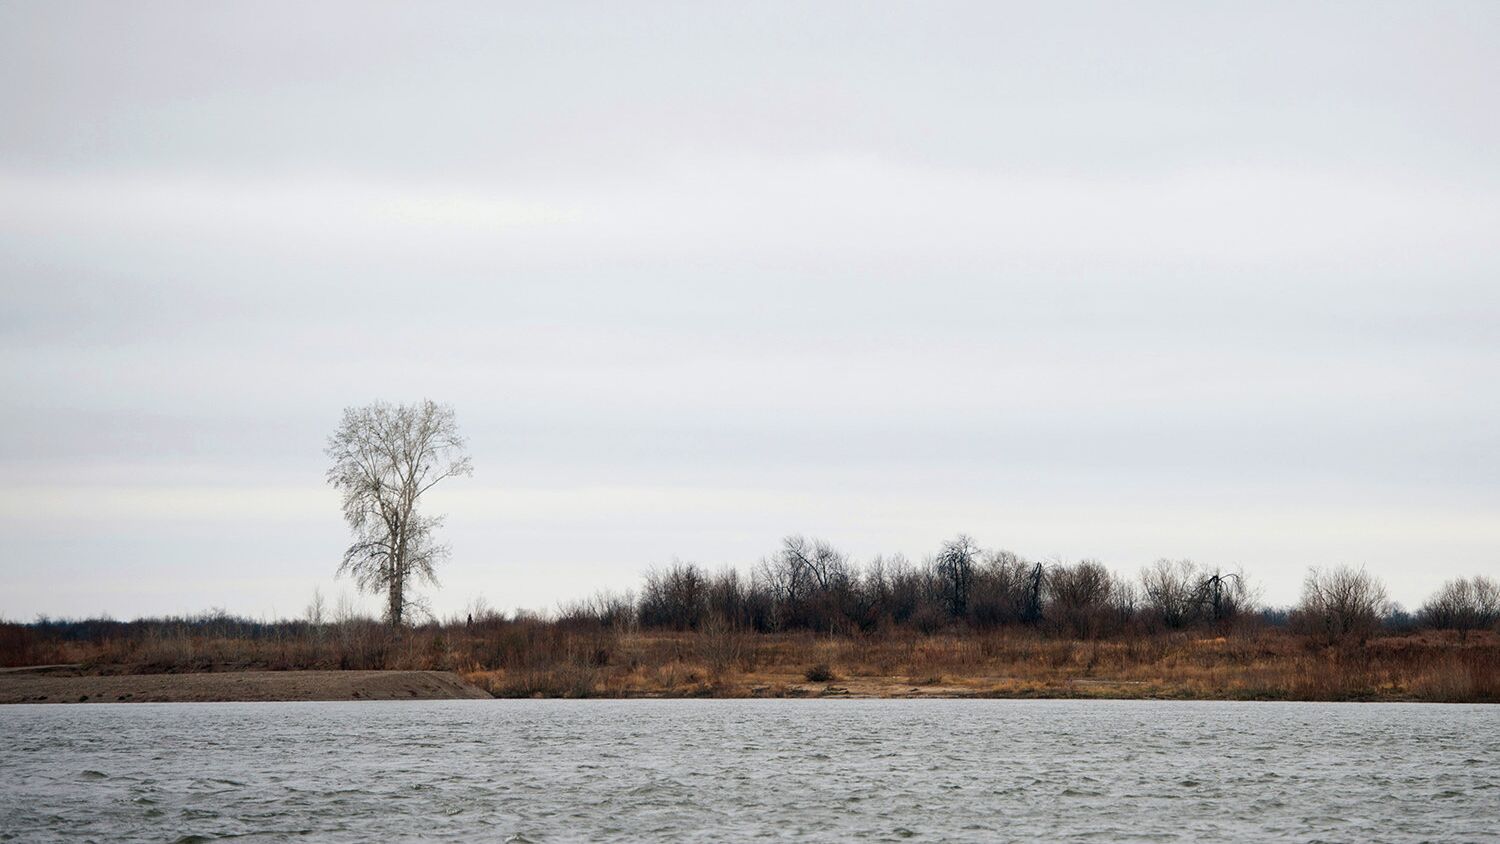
<box><xmin>633</xmin><ymin>534</ymin><xmax>1497</xmax><ymax>642</ymax></box>
<box><xmin>638</xmin><ymin>534</ymin><xmax>1251</xmax><ymax>637</ymax></box>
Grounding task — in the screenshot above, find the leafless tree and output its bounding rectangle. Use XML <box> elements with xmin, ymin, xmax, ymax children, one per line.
<box><xmin>1140</xmin><ymin>559</ymin><xmax>1202</xmax><ymax>629</ymax></box>
<box><xmin>1046</xmin><ymin>559</ymin><xmax>1116</xmax><ymax>638</ymax></box>
<box><xmin>1296</xmin><ymin>565</ymin><xmax>1390</xmax><ymax>643</ymax></box>
<box><xmin>787</xmin><ymin>535</ymin><xmax>851</xmax><ymax>594</ymax></box>
<box><xmin>1021</xmin><ymin>560</ymin><xmax>1045</xmax><ymax>624</ymax></box>
<box><xmin>304</xmin><ymin>587</ymin><xmax>327</xmax><ymax>627</ymax></box>
<box><xmin>325</xmin><ymin>400</ymin><xmax>472</xmax><ymax>627</ymax></box>
<box><xmin>865</xmin><ymin>553</ymin><xmax>922</xmax><ymax>627</ymax></box>
<box><xmin>968</xmin><ymin>550</ymin><xmax>1048</xmax><ymax>626</ymax></box>
<box><xmin>1197</xmin><ymin>568</ymin><xmax>1252</xmax><ymax>627</ymax></box>
<box><xmin>934</xmin><ymin>534</ymin><xmax>981</xmax><ymax>619</ymax></box>
<box><xmin>639</xmin><ymin>560</ymin><xmax>709</xmax><ymax>630</ymax></box>
<box><xmin>756</xmin><ymin>535</ymin><xmax>850</xmax><ymax>628</ymax></box>
<box><xmin>706</xmin><ymin>567</ymin><xmax>772</xmax><ymax>631</ymax></box>
<box><xmin>1420</xmin><ymin>575</ymin><xmax>1500</xmax><ymax>640</ymax></box>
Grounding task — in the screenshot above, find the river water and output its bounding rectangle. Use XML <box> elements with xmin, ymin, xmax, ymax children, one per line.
<box><xmin>1</xmin><ymin>699</ymin><xmax>1495</xmax><ymax>842</ymax></box>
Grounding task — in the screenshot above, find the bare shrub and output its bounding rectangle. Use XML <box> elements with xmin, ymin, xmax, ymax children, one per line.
<box><xmin>557</xmin><ymin>590</ymin><xmax>636</xmax><ymax>632</ymax></box>
<box><xmin>804</xmin><ymin>663</ymin><xmax>835</xmax><ymax>682</ymax></box>
<box><xmin>697</xmin><ymin>614</ymin><xmax>743</xmax><ymax>681</ymax></box>
<box><xmin>0</xmin><ymin>623</ymin><xmax>39</xmax><ymax>667</ymax></box>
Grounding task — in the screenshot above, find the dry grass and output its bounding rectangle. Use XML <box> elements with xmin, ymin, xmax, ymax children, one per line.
<box><xmin>4</xmin><ymin>619</ymin><xmax>1495</xmax><ymax>702</ymax></box>
<box><xmin>464</xmin><ymin>627</ymin><xmax>1499</xmax><ymax>701</ymax></box>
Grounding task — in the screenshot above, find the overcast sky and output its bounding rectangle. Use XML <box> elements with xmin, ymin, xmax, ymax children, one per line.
<box><xmin>2</xmin><ymin>1</ymin><xmax>1496</xmax><ymax>620</ymax></box>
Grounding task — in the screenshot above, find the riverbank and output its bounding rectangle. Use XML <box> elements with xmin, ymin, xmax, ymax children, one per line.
<box><xmin>0</xmin><ymin>668</ymin><xmax>490</xmax><ymax>704</ymax></box>
<box><xmin>461</xmin><ymin>629</ymin><xmax>1500</xmax><ymax>703</ymax></box>
<box><xmin>5</xmin><ymin>626</ymin><xmax>1497</xmax><ymax>703</ymax></box>
<box><xmin>2</xmin><ymin>662</ymin><xmax>1493</xmax><ymax>703</ymax></box>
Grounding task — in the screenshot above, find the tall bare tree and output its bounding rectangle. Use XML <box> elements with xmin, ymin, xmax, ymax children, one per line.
<box><xmin>325</xmin><ymin>400</ymin><xmax>472</xmax><ymax>627</ymax></box>
<box><xmin>756</xmin><ymin>535</ymin><xmax>850</xmax><ymax>630</ymax></box>
<box><xmin>933</xmin><ymin>534</ymin><xmax>980</xmax><ymax>619</ymax></box>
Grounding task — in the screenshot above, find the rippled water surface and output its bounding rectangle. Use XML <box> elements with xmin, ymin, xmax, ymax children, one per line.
<box><xmin>2</xmin><ymin>699</ymin><xmax>1496</xmax><ymax>841</ymax></box>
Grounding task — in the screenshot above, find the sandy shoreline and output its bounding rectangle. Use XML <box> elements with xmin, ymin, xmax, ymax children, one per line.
<box><xmin>0</xmin><ymin>668</ymin><xmax>491</xmax><ymax>704</ymax></box>
<box><xmin>3</xmin><ymin>659</ymin><xmax>1492</xmax><ymax>704</ymax></box>
<box><xmin>0</xmin><ymin>668</ymin><xmax>1259</xmax><ymax>703</ymax></box>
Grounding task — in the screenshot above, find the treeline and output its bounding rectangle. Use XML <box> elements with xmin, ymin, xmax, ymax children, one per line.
<box><xmin>4</xmin><ymin>535</ymin><xmax>1497</xmax><ymax>659</ymax></box>
<box><xmin>620</xmin><ymin>535</ymin><xmax>1497</xmax><ymax>643</ymax></box>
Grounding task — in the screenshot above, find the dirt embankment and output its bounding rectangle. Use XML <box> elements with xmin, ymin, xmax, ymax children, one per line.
<box><xmin>0</xmin><ymin>667</ymin><xmax>491</xmax><ymax>704</ymax></box>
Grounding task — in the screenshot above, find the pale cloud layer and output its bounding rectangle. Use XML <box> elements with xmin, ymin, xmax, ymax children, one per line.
<box><xmin>2</xmin><ymin>1</ymin><xmax>1497</xmax><ymax>618</ymax></box>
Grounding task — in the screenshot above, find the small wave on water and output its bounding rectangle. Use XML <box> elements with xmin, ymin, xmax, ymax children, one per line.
<box><xmin>2</xmin><ymin>699</ymin><xmax>1497</xmax><ymax>842</ymax></box>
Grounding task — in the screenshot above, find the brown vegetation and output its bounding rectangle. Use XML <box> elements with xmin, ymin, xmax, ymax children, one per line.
<box><xmin>3</xmin><ymin>615</ymin><xmax>1495</xmax><ymax>703</ymax></box>
<box><xmin>0</xmin><ymin>669</ymin><xmax>488</xmax><ymax>704</ymax></box>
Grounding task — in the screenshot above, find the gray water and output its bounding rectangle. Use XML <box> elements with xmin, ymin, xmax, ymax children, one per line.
<box><xmin>1</xmin><ymin>700</ymin><xmax>1496</xmax><ymax>842</ymax></box>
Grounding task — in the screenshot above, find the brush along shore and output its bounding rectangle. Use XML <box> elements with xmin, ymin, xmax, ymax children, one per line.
<box><xmin>6</xmin><ymin>628</ymin><xmax>1493</xmax><ymax>703</ymax></box>
<box><xmin>460</xmin><ymin>629</ymin><xmax>1499</xmax><ymax>702</ymax></box>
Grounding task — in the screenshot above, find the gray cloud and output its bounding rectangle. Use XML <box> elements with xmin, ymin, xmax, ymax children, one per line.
<box><xmin>2</xmin><ymin>1</ymin><xmax>1497</xmax><ymax>618</ymax></box>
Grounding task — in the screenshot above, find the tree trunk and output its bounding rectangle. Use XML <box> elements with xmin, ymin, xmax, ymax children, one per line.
<box><xmin>388</xmin><ymin>570</ymin><xmax>403</xmax><ymax>628</ymax></box>
<box><xmin>390</xmin><ymin>517</ymin><xmax>408</xmax><ymax>628</ymax></box>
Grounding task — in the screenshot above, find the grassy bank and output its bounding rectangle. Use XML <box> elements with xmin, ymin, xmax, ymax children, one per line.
<box><xmin>4</xmin><ymin>618</ymin><xmax>1496</xmax><ymax>703</ymax></box>
<box><xmin>462</xmin><ymin>628</ymin><xmax>1500</xmax><ymax>702</ymax></box>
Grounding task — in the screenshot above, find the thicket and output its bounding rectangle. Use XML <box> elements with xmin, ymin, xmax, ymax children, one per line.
<box><xmin>637</xmin><ymin>535</ymin><xmax>1292</xmax><ymax>638</ymax></box>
